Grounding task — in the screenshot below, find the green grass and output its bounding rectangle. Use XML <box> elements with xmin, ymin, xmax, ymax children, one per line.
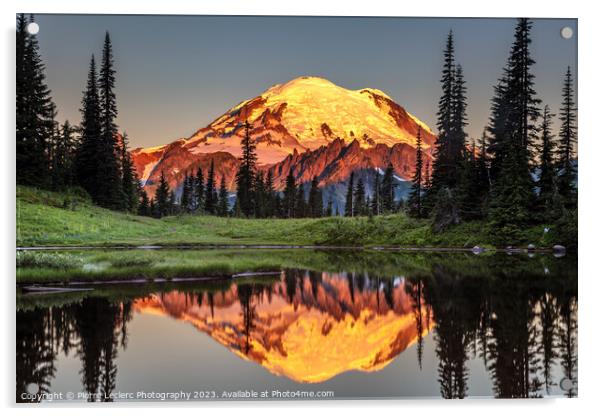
<box><xmin>16</xmin><ymin>185</ymin><xmax>571</xmax><ymax>248</ymax></box>
<box><xmin>16</xmin><ymin>247</ymin><xmax>576</xmax><ymax>285</ymax></box>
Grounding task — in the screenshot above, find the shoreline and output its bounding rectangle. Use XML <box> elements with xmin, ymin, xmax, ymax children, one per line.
<box><xmin>16</xmin><ymin>244</ymin><xmax>566</xmax><ymax>253</ymax></box>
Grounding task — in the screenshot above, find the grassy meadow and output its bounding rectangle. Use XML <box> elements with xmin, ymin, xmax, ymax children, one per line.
<box><xmin>16</xmin><ymin>186</ymin><xmax>564</xmax><ymax>249</ymax></box>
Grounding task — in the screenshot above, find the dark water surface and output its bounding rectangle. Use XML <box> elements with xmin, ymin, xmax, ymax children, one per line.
<box><xmin>16</xmin><ymin>250</ymin><xmax>577</xmax><ymax>401</ymax></box>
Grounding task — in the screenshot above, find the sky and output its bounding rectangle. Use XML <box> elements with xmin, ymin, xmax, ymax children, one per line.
<box><xmin>32</xmin><ymin>14</ymin><xmax>577</xmax><ymax>149</ymax></box>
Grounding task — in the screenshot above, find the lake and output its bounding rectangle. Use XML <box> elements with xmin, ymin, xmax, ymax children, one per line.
<box><xmin>16</xmin><ymin>249</ymin><xmax>577</xmax><ymax>401</ymax></box>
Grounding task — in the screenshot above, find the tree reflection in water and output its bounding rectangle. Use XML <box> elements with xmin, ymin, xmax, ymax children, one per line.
<box><xmin>17</xmin><ymin>253</ymin><xmax>577</xmax><ymax>400</ymax></box>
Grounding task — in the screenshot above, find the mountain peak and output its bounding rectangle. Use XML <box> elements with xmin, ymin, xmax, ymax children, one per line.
<box><xmin>132</xmin><ymin>75</ymin><xmax>437</xmax><ymax>194</ymax></box>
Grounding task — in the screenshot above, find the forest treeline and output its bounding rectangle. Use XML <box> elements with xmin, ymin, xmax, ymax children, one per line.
<box><xmin>16</xmin><ymin>15</ymin><xmax>577</xmax><ymax>241</ymax></box>
<box><xmin>404</xmin><ymin>19</ymin><xmax>577</xmax><ymax>241</ymax></box>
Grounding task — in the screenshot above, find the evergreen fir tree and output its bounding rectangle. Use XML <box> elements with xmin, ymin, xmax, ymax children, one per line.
<box><xmin>254</xmin><ymin>171</ymin><xmax>266</xmax><ymax>218</ymax></box>
<box><xmin>138</xmin><ymin>189</ymin><xmax>150</xmax><ymax>216</ymax></box>
<box><xmin>557</xmin><ymin>66</ymin><xmax>577</xmax><ymax>209</ymax></box>
<box><xmin>205</xmin><ymin>159</ymin><xmax>217</xmax><ymax>214</ymax></box>
<box><xmin>217</xmin><ymin>176</ymin><xmax>229</xmax><ymax>217</ymax></box>
<box><xmin>344</xmin><ymin>172</ymin><xmax>355</xmax><ymax>217</ymax></box>
<box><xmin>283</xmin><ymin>169</ymin><xmax>297</xmax><ymax>218</ymax></box>
<box><xmin>195</xmin><ymin>167</ymin><xmax>205</xmax><ymax>213</ymax></box>
<box><xmin>381</xmin><ymin>164</ymin><xmax>396</xmax><ymax>212</ymax></box>
<box><xmin>371</xmin><ymin>170</ymin><xmax>381</xmax><ymax>215</ymax></box>
<box><xmin>149</xmin><ymin>199</ymin><xmax>156</xmax><ymax>218</ymax></box>
<box><xmin>97</xmin><ymin>32</ymin><xmax>123</xmax><ymax>209</ymax></box>
<box><xmin>235</xmin><ymin>121</ymin><xmax>257</xmax><ymax>216</ymax></box>
<box><xmin>265</xmin><ymin>170</ymin><xmax>276</xmax><ymax>217</ymax></box>
<box><xmin>424</xmin><ymin>159</ymin><xmax>432</xmax><ymax>191</ymax></box>
<box><xmin>408</xmin><ymin>127</ymin><xmax>424</xmax><ymax>218</ymax></box>
<box><xmin>120</xmin><ymin>132</ymin><xmax>139</xmax><ymax>213</ymax></box>
<box><xmin>488</xmin><ymin>18</ymin><xmax>541</xmax><ymax>236</ymax></box>
<box><xmin>537</xmin><ymin>105</ymin><xmax>560</xmax><ymax>217</ymax></box>
<box><xmin>450</xmin><ymin>64</ymin><xmax>468</xmax><ymax>167</ymax></box>
<box><xmin>353</xmin><ymin>177</ymin><xmax>366</xmax><ymax>217</ymax></box>
<box><xmin>476</xmin><ymin>129</ymin><xmax>490</xmax><ymax>192</ymax></box>
<box><xmin>154</xmin><ymin>172</ymin><xmax>170</xmax><ymax>218</ymax></box>
<box><xmin>308</xmin><ymin>176</ymin><xmax>323</xmax><ymax>217</ymax></box>
<box><xmin>180</xmin><ymin>173</ymin><xmax>191</xmax><ymax>213</ymax></box>
<box><xmin>456</xmin><ymin>140</ymin><xmax>483</xmax><ymax>220</ymax></box>
<box><xmin>429</xmin><ymin>30</ymin><xmax>456</xmax><ymax>194</ymax></box>
<box><xmin>51</xmin><ymin>120</ymin><xmax>77</xmax><ymax>190</ymax></box>
<box><xmin>16</xmin><ymin>14</ymin><xmax>55</xmax><ymax>187</ymax></box>
<box><xmin>295</xmin><ymin>184</ymin><xmax>307</xmax><ymax>218</ymax></box>
<box><xmin>76</xmin><ymin>55</ymin><xmax>102</xmax><ymax>200</ymax></box>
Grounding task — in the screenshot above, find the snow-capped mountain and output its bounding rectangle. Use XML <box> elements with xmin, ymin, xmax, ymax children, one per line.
<box><xmin>131</xmin><ymin>76</ymin><xmax>435</xmax><ymax>196</ymax></box>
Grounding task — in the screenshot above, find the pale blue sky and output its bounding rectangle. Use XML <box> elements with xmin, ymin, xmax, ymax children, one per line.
<box><xmin>32</xmin><ymin>14</ymin><xmax>577</xmax><ymax>148</ymax></box>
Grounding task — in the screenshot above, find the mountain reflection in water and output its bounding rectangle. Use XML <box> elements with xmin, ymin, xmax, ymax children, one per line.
<box><xmin>133</xmin><ymin>271</ymin><xmax>432</xmax><ymax>383</ymax></box>
<box><xmin>16</xmin><ymin>254</ymin><xmax>577</xmax><ymax>401</ymax></box>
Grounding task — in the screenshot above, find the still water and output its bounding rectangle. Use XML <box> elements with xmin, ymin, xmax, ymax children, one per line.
<box><xmin>16</xmin><ymin>249</ymin><xmax>577</xmax><ymax>401</ymax></box>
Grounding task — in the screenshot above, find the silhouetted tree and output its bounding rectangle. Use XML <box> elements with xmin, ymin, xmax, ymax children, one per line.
<box><xmin>556</xmin><ymin>67</ymin><xmax>577</xmax><ymax>209</ymax></box>
<box><xmin>96</xmin><ymin>32</ymin><xmax>123</xmax><ymax>209</ymax></box>
<box><xmin>154</xmin><ymin>171</ymin><xmax>170</xmax><ymax>218</ymax></box>
<box><xmin>16</xmin><ymin>14</ymin><xmax>55</xmax><ymax>187</ymax></box>
<box><xmin>265</xmin><ymin>170</ymin><xmax>276</xmax><ymax>217</ymax></box>
<box><xmin>353</xmin><ymin>177</ymin><xmax>366</xmax><ymax>216</ymax></box>
<box><xmin>195</xmin><ymin>166</ymin><xmax>205</xmax><ymax>213</ymax></box>
<box><xmin>254</xmin><ymin>171</ymin><xmax>266</xmax><ymax>218</ymax></box>
<box><xmin>120</xmin><ymin>132</ymin><xmax>139</xmax><ymax>212</ymax></box>
<box><xmin>408</xmin><ymin>127</ymin><xmax>424</xmax><ymax>218</ymax></box>
<box><xmin>456</xmin><ymin>141</ymin><xmax>483</xmax><ymax>220</ymax></box>
<box><xmin>308</xmin><ymin>176</ymin><xmax>323</xmax><ymax>217</ymax></box>
<box><xmin>295</xmin><ymin>183</ymin><xmax>307</xmax><ymax>218</ymax></box>
<box><xmin>138</xmin><ymin>189</ymin><xmax>150</xmax><ymax>216</ymax></box>
<box><xmin>205</xmin><ymin>159</ymin><xmax>217</xmax><ymax>214</ymax></box>
<box><xmin>381</xmin><ymin>164</ymin><xmax>396</xmax><ymax>212</ymax></box>
<box><xmin>430</xmin><ymin>31</ymin><xmax>457</xmax><ymax>194</ymax></box>
<box><xmin>537</xmin><ymin>105</ymin><xmax>562</xmax><ymax>218</ymax></box>
<box><xmin>51</xmin><ymin>120</ymin><xmax>77</xmax><ymax>190</ymax></box>
<box><xmin>371</xmin><ymin>170</ymin><xmax>381</xmax><ymax>215</ymax></box>
<box><xmin>76</xmin><ymin>55</ymin><xmax>102</xmax><ymax>200</ymax></box>
<box><xmin>235</xmin><ymin>121</ymin><xmax>257</xmax><ymax>216</ymax></box>
<box><xmin>345</xmin><ymin>172</ymin><xmax>355</xmax><ymax>217</ymax></box>
<box><xmin>283</xmin><ymin>169</ymin><xmax>296</xmax><ymax>218</ymax></box>
<box><xmin>488</xmin><ymin>19</ymin><xmax>541</xmax><ymax>239</ymax></box>
<box><xmin>217</xmin><ymin>176</ymin><xmax>229</xmax><ymax>216</ymax></box>
<box><xmin>180</xmin><ymin>172</ymin><xmax>192</xmax><ymax>213</ymax></box>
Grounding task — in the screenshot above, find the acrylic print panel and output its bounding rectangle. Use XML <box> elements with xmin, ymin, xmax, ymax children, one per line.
<box><xmin>16</xmin><ymin>14</ymin><xmax>577</xmax><ymax>402</ymax></box>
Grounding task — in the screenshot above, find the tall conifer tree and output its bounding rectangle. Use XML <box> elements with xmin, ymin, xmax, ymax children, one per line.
<box><xmin>537</xmin><ymin>105</ymin><xmax>560</xmax><ymax>216</ymax></box>
<box><xmin>205</xmin><ymin>159</ymin><xmax>217</xmax><ymax>214</ymax></box>
<box><xmin>217</xmin><ymin>176</ymin><xmax>229</xmax><ymax>217</ymax></box>
<box><xmin>557</xmin><ymin>67</ymin><xmax>577</xmax><ymax>209</ymax></box>
<box><xmin>408</xmin><ymin>127</ymin><xmax>424</xmax><ymax>218</ymax></box>
<box><xmin>76</xmin><ymin>55</ymin><xmax>102</xmax><ymax>199</ymax></box>
<box><xmin>235</xmin><ymin>121</ymin><xmax>257</xmax><ymax>216</ymax></box>
<box><xmin>154</xmin><ymin>172</ymin><xmax>170</xmax><ymax>218</ymax></box>
<box><xmin>120</xmin><ymin>132</ymin><xmax>138</xmax><ymax>212</ymax></box>
<box><xmin>381</xmin><ymin>164</ymin><xmax>396</xmax><ymax>212</ymax></box>
<box><xmin>353</xmin><ymin>177</ymin><xmax>366</xmax><ymax>217</ymax></box>
<box><xmin>430</xmin><ymin>31</ymin><xmax>456</xmax><ymax>194</ymax></box>
<box><xmin>308</xmin><ymin>176</ymin><xmax>323</xmax><ymax>218</ymax></box>
<box><xmin>16</xmin><ymin>14</ymin><xmax>55</xmax><ymax>187</ymax></box>
<box><xmin>283</xmin><ymin>169</ymin><xmax>296</xmax><ymax>218</ymax></box>
<box><xmin>195</xmin><ymin>167</ymin><xmax>205</xmax><ymax>213</ymax></box>
<box><xmin>371</xmin><ymin>170</ymin><xmax>381</xmax><ymax>215</ymax></box>
<box><xmin>488</xmin><ymin>18</ymin><xmax>541</xmax><ymax>236</ymax></box>
<box><xmin>344</xmin><ymin>172</ymin><xmax>355</xmax><ymax>217</ymax></box>
<box><xmin>97</xmin><ymin>32</ymin><xmax>122</xmax><ymax>209</ymax></box>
